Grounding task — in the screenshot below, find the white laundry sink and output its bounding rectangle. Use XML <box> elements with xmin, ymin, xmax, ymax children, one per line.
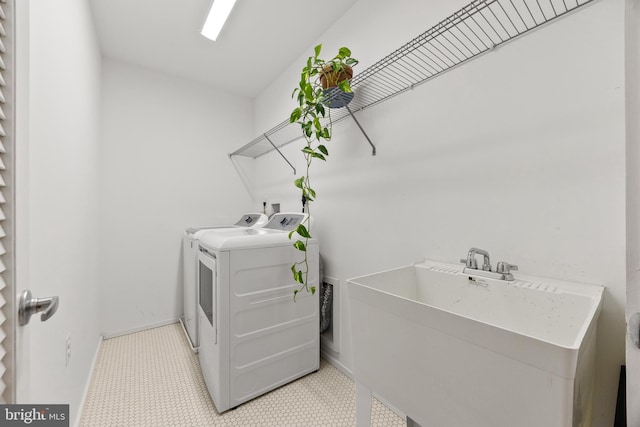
<box><xmin>347</xmin><ymin>260</ymin><xmax>603</xmax><ymax>427</ymax></box>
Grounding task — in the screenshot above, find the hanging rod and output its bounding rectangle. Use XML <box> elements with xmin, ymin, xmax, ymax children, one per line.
<box><xmin>230</xmin><ymin>0</ymin><xmax>596</xmax><ymax>170</ymax></box>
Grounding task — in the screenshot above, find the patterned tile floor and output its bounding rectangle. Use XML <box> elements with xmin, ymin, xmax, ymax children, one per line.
<box><xmin>79</xmin><ymin>323</ymin><xmax>405</xmax><ymax>426</ymax></box>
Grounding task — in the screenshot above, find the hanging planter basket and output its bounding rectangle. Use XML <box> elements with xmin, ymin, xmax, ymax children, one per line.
<box><xmin>319</xmin><ymin>64</ymin><xmax>353</xmax><ymax>89</ymax></box>
<box><xmin>320</xmin><ymin>64</ymin><xmax>354</xmax><ymax>109</ymax></box>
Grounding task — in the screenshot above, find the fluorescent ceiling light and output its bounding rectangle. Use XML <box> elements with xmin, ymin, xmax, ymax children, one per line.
<box><xmin>201</xmin><ymin>0</ymin><xmax>237</xmax><ymax>41</ymax></box>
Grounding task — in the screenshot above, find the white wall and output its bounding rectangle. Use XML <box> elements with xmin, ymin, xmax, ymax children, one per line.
<box><xmin>252</xmin><ymin>0</ymin><xmax>625</xmax><ymax>425</ymax></box>
<box><xmin>16</xmin><ymin>0</ymin><xmax>102</xmax><ymax>424</ymax></box>
<box><xmin>98</xmin><ymin>60</ymin><xmax>255</xmax><ymax>336</ymax></box>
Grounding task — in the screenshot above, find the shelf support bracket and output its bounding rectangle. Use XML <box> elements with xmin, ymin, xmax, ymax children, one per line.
<box><xmin>264</xmin><ymin>134</ymin><xmax>296</xmax><ymax>174</ymax></box>
<box><xmin>345</xmin><ymin>104</ymin><xmax>376</xmax><ymax>156</ymax></box>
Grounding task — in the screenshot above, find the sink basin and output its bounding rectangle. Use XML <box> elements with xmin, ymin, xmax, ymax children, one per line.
<box><xmin>347</xmin><ymin>260</ymin><xmax>603</xmax><ymax>427</ymax></box>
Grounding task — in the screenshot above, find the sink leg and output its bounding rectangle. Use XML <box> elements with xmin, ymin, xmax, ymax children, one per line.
<box><xmin>355</xmin><ymin>381</ymin><xmax>372</xmax><ymax>427</ymax></box>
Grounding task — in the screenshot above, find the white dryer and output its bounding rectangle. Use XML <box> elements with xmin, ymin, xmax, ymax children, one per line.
<box><xmin>182</xmin><ymin>213</ymin><xmax>267</xmax><ymax>350</ymax></box>
<box><xmin>197</xmin><ymin>212</ymin><xmax>319</xmax><ymax>412</ymax></box>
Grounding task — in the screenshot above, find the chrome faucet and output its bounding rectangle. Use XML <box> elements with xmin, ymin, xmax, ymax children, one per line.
<box><xmin>460</xmin><ymin>248</ymin><xmax>518</xmax><ymax>281</ymax></box>
<box><xmin>460</xmin><ymin>248</ymin><xmax>492</xmax><ymax>271</ymax></box>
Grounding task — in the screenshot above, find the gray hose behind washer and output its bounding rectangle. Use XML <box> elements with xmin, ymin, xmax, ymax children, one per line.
<box><xmin>319</xmin><ymin>282</ymin><xmax>333</xmax><ymax>333</ymax></box>
<box><xmin>318</xmin><ymin>255</ymin><xmax>332</xmax><ymax>334</ymax></box>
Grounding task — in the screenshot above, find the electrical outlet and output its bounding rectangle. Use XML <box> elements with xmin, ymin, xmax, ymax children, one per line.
<box><xmin>65</xmin><ymin>333</ymin><xmax>71</xmax><ymax>367</ymax></box>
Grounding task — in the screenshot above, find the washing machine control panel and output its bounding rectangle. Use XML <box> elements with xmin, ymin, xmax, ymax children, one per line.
<box><xmin>263</xmin><ymin>213</ymin><xmax>307</xmax><ymax>231</ymax></box>
<box><xmin>234</xmin><ymin>214</ymin><xmax>263</xmax><ymax>226</ymax></box>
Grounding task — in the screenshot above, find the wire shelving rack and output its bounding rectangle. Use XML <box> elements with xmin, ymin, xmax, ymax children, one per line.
<box><xmin>229</xmin><ymin>0</ymin><xmax>596</xmax><ymax>173</ymax></box>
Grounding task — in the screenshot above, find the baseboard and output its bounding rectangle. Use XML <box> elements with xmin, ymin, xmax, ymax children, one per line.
<box><xmin>321</xmin><ymin>351</ymin><xmax>406</xmax><ymax>420</ymax></box>
<box><xmin>373</xmin><ymin>391</ymin><xmax>405</xmax><ymax>420</ymax></box>
<box><xmin>74</xmin><ymin>334</ymin><xmax>103</xmax><ymax>427</ymax></box>
<box><xmin>102</xmin><ymin>318</ymin><xmax>180</xmax><ymax>340</ymax></box>
<box><xmin>321</xmin><ymin>350</ymin><xmax>352</xmax><ymax>379</ymax></box>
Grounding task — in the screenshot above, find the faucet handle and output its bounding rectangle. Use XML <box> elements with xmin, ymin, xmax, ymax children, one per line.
<box><xmin>496</xmin><ymin>262</ymin><xmax>518</xmax><ymax>273</ymax></box>
<box><xmin>496</xmin><ymin>262</ymin><xmax>518</xmax><ymax>280</ymax></box>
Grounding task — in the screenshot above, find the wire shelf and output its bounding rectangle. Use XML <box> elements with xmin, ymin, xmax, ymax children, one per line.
<box><xmin>230</xmin><ymin>0</ymin><xmax>595</xmax><ymax>169</ymax></box>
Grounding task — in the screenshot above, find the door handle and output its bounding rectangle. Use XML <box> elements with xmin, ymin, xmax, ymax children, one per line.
<box><xmin>18</xmin><ymin>290</ymin><xmax>59</xmax><ymax>326</ymax></box>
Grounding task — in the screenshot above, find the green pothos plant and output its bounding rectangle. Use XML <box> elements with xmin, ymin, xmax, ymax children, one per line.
<box><xmin>288</xmin><ymin>44</ymin><xmax>358</xmax><ymax>300</ymax></box>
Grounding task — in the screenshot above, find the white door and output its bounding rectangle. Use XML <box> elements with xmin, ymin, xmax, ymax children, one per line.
<box><xmin>13</xmin><ymin>0</ymin><xmax>63</xmax><ymax>406</ymax></box>
<box><xmin>14</xmin><ymin>0</ymin><xmax>32</xmax><ymax>404</ymax></box>
<box><xmin>627</xmin><ymin>0</ymin><xmax>640</xmax><ymax>425</ymax></box>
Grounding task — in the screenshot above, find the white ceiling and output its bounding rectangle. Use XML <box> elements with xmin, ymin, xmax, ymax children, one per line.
<box><xmin>89</xmin><ymin>0</ymin><xmax>359</xmax><ymax>98</ymax></box>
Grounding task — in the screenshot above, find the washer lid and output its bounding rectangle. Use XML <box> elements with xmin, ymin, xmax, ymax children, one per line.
<box><xmin>198</xmin><ymin>228</ymin><xmax>282</xmax><ymax>250</ymax></box>
<box><xmin>186</xmin><ymin>225</ymin><xmax>235</xmax><ymax>235</ymax></box>
<box><xmin>198</xmin><ymin>226</ymin><xmax>316</xmax><ymax>250</ymax></box>
<box><xmin>185</xmin><ymin>213</ymin><xmax>268</xmax><ymax>237</ymax></box>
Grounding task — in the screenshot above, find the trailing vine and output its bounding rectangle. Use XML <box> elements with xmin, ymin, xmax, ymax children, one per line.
<box><xmin>288</xmin><ymin>44</ymin><xmax>358</xmax><ymax>300</ymax></box>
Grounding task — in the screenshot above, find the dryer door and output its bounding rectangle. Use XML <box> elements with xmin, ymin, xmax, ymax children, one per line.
<box><xmin>199</xmin><ymin>250</ymin><xmax>217</xmax><ymax>344</ymax></box>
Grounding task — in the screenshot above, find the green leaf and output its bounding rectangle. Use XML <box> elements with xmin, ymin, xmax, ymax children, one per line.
<box><xmin>338</xmin><ymin>47</ymin><xmax>352</xmax><ymax>58</ymax></box>
<box><xmin>315</xmin><ymin>103</ymin><xmax>326</xmax><ymax>117</ymax></box>
<box><xmin>293</xmin><ymin>240</ymin><xmax>307</xmax><ymax>252</ymax></box>
<box><xmin>296</xmin><ymin>224</ymin><xmax>311</xmax><ymax>238</ymax></box>
<box><xmin>308</xmin><ymin>188</ymin><xmax>316</xmax><ymax>199</ymax></box>
<box><xmin>291</xmin><ymin>266</ymin><xmax>303</xmax><ymax>285</ymax></box>
<box><xmin>321</xmin><ymin>128</ymin><xmax>331</xmax><ymax>139</ymax></box>
<box><xmin>311</xmin><ymin>152</ymin><xmax>326</xmax><ymax>161</ymax></box>
<box><xmin>288</xmin><ymin>230</ymin><xmax>294</xmax><ymax>240</ymax></box>
<box><xmin>304</xmin><ymin>85</ymin><xmax>314</xmax><ymax>101</ymax></box>
<box><xmin>346</xmin><ymin>58</ymin><xmax>359</xmax><ymax>66</ymax></box>
<box><xmin>302</xmin><ymin>147</ymin><xmax>315</xmax><ymax>155</ymax></box>
<box><xmin>290</xmin><ymin>107</ymin><xmax>302</xmax><ymax>123</ymax></box>
<box><xmin>311</xmin><ymin>286</ymin><xmax>317</xmax><ymax>295</ymax></box>
<box><xmin>317</xmin><ymin>145</ymin><xmax>328</xmax><ymax>155</ymax></box>
<box><xmin>338</xmin><ymin>80</ymin><xmax>352</xmax><ymax>93</ymax></box>
<box><xmin>302</xmin><ymin>188</ymin><xmax>314</xmax><ymax>201</ymax></box>
<box><xmin>314</xmin><ymin>44</ymin><xmax>322</xmax><ymax>59</ymax></box>
<box><xmin>303</xmin><ymin>121</ymin><xmax>313</xmax><ymax>138</ymax></box>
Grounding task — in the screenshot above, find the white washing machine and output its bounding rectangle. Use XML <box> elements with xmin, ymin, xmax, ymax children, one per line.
<box><xmin>182</xmin><ymin>213</ymin><xmax>267</xmax><ymax>350</ymax></box>
<box><xmin>197</xmin><ymin>212</ymin><xmax>319</xmax><ymax>412</ymax></box>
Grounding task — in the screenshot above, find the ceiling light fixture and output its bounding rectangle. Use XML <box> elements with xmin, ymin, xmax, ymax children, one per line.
<box><xmin>201</xmin><ymin>0</ymin><xmax>237</xmax><ymax>41</ymax></box>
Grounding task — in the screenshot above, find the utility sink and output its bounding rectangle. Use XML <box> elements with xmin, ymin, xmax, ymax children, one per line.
<box><xmin>347</xmin><ymin>260</ymin><xmax>603</xmax><ymax>427</ymax></box>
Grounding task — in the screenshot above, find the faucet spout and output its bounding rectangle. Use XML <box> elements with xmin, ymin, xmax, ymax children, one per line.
<box><xmin>466</xmin><ymin>248</ymin><xmax>492</xmax><ymax>271</ymax></box>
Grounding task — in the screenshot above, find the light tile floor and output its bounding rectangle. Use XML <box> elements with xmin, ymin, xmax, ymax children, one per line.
<box><xmin>79</xmin><ymin>323</ymin><xmax>405</xmax><ymax>426</ymax></box>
